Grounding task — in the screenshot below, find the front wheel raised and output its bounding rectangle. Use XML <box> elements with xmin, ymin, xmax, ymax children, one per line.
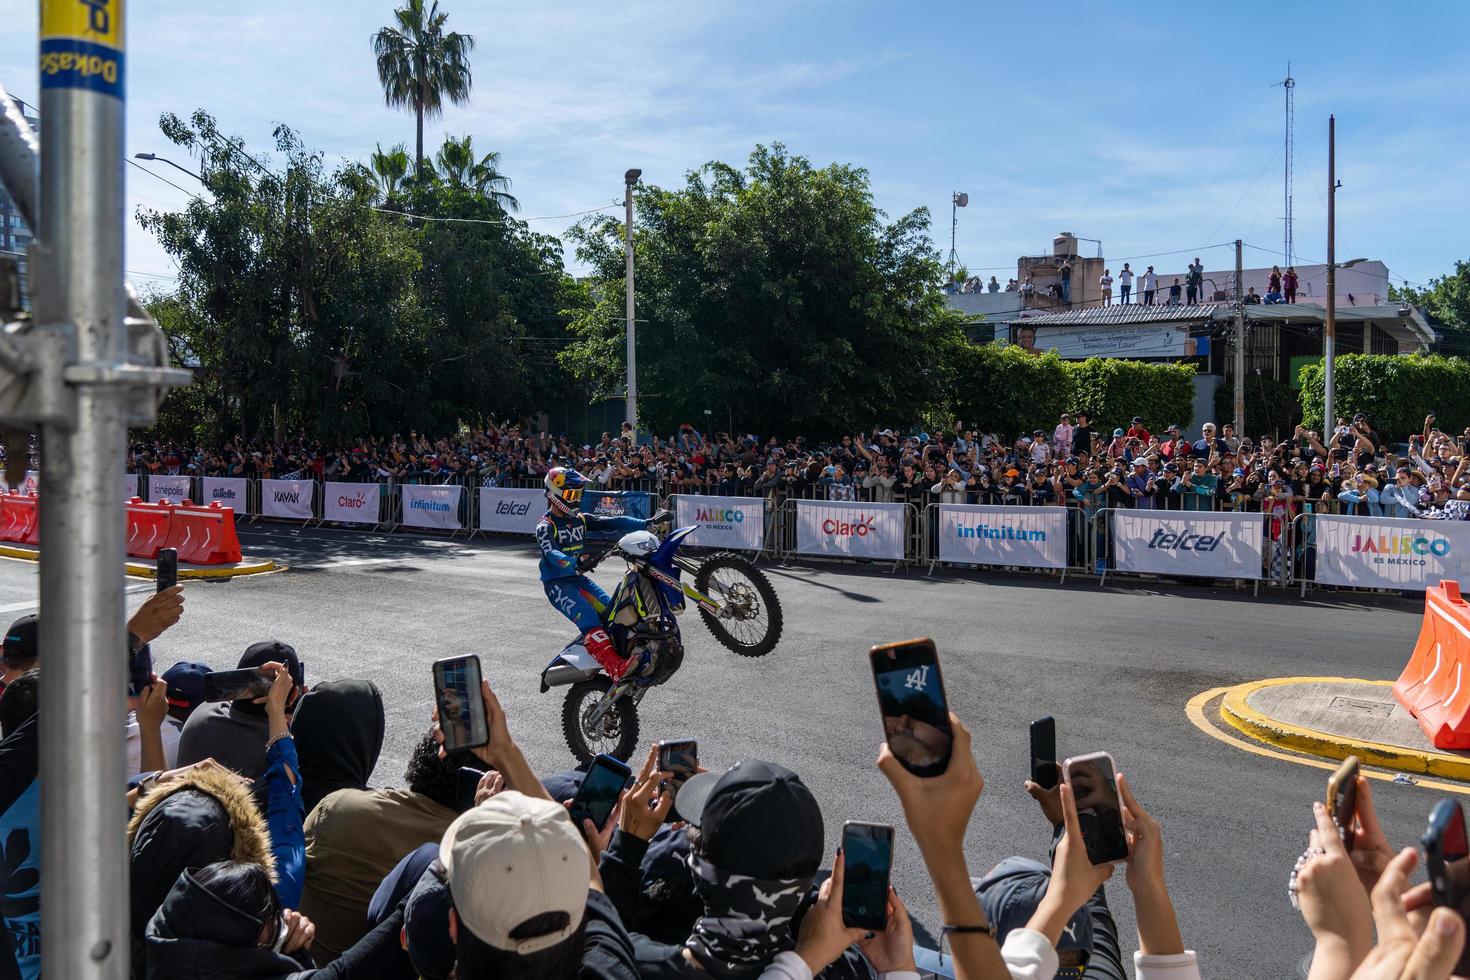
<box><xmin>694</xmin><ymin>552</ymin><xmax>783</xmax><ymax>657</ymax></box>
<box><xmin>561</xmin><ymin>677</ymin><xmax>640</xmax><ymax>765</ymax></box>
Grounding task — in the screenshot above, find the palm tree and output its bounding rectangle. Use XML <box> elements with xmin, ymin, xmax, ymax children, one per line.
<box><xmin>369</xmin><ymin>142</ymin><xmax>410</xmax><ymax>203</ymax></box>
<box><xmin>435</xmin><ymin>134</ymin><xmax>520</xmax><ymax>211</ymax></box>
<box><xmin>371</xmin><ymin>0</ymin><xmax>475</xmax><ymax>179</ymax></box>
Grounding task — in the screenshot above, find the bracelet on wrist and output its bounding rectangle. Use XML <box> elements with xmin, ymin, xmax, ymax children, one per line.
<box><xmin>266</xmin><ymin>731</ymin><xmax>293</xmax><ymax>749</ymax></box>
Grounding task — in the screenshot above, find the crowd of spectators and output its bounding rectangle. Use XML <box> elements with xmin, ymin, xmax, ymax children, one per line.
<box><xmin>8</xmin><ymin>578</ymin><xmax>1470</xmax><ymax>977</ymax></box>
<box><xmin>115</xmin><ymin>413</ymin><xmax>1470</xmax><ymax>521</ymax></box>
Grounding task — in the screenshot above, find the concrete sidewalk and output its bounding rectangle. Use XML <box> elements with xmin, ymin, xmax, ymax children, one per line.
<box><xmin>1220</xmin><ymin>676</ymin><xmax>1470</xmax><ymax>781</ymax></box>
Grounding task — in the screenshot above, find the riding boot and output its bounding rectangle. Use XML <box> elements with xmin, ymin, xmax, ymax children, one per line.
<box><xmin>582</xmin><ymin>627</ymin><xmax>631</xmax><ymax>680</ymax></box>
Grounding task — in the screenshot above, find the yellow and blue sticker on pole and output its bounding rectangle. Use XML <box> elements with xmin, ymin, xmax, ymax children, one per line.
<box><xmin>39</xmin><ymin>0</ymin><xmax>125</xmax><ymax>99</ymax></box>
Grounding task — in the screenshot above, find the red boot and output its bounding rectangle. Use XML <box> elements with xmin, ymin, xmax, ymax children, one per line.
<box><xmin>582</xmin><ymin>628</ymin><xmax>631</xmax><ymax>680</ymax></box>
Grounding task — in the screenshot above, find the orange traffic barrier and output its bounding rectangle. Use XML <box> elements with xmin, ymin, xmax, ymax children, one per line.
<box><xmin>0</xmin><ymin>494</ymin><xmax>39</xmax><ymax>545</ymax></box>
<box><xmin>126</xmin><ymin>499</ymin><xmax>171</xmax><ymax>559</ymax></box>
<box><xmin>1393</xmin><ymin>581</ymin><xmax>1470</xmax><ymax>749</ymax></box>
<box><xmin>169</xmin><ymin>500</ymin><xmax>243</xmax><ymax>565</ymax></box>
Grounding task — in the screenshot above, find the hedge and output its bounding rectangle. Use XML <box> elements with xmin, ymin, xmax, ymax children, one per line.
<box><xmin>1298</xmin><ymin>353</ymin><xmax>1470</xmax><ymax>441</ymax></box>
<box><xmin>1213</xmin><ymin>374</ymin><xmax>1301</xmax><ymax>439</ymax></box>
<box><xmin>951</xmin><ymin>343</ymin><xmax>1196</xmax><ymax>439</ymax></box>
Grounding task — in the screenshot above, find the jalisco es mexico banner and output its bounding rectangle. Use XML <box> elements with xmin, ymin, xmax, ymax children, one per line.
<box><xmin>261</xmin><ymin>479</ymin><xmax>315</xmax><ymax>520</ymax></box>
<box><xmin>673</xmin><ymin>495</ymin><xmax>765</xmax><ymax>551</ymax></box>
<box><xmin>402</xmin><ymin>484</ymin><xmax>463</xmax><ymax>530</ymax></box>
<box><xmin>937</xmin><ymin>504</ymin><xmax>1068</xmax><ymax>569</ymax></box>
<box><xmin>148</xmin><ymin>475</ymin><xmax>193</xmax><ymax>505</ymax></box>
<box><xmin>1312</xmin><ymin>514</ymin><xmax>1470</xmax><ymax>590</ymax></box>
<box><xmin>1110</xmin><ymin>510</ymin><xmax>1264</xmax><ymax>580</ymax></box>
<box><xmin>478</xmin><ymin>487</ymin><xmax>543</xmax><ymax>534</ymax></box>
<box><xmin>201</xmin><ymin>477</ymin><xmax>247</xmax><ymax>508</ymax></box>
<box><xmin>324</xmin><ymin>482</ymin><xmax>381</xmax><ymax>524</ymax></box>
<box><xmin>794</xmin><ymin>499</ymin><xmax>907</xmax><ymax>560</ymax></box>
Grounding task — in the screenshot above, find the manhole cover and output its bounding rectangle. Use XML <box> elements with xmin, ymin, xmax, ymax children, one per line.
<box><xmin>1328</xmin><ymin>696</ymin><xmax>1395</xmax><ymax>718</ymax></box>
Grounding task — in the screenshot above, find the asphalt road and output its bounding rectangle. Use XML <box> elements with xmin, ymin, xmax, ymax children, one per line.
<box><xmin>0</xmin><ymin>525</ymin><xmax>1441</xmax><ymax>978</ymax></box>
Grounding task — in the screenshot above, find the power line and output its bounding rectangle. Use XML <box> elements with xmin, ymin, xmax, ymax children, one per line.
<box><xmin>127</xmin><ymin>158</ymin><xmax>201</xmax><ymax>199</ymax></box>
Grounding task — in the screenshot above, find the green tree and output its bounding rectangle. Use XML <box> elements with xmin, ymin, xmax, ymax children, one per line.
<box><xmin>1392</xmin><ymin>260</ymin><xmax>1470</xmax><ymax>357</ymax></box>
<box><xmin>434</xmin><ymin>133</ymin><xmax>519</xmax><ymax>211</ymax></box>
<box><xmin>372</xmin><ymin>0</ymin><xmax>475</xmax><ymax>180</ymax></box>
<box><xmin>369</xmin><ymin>142</ymin><xmax>410</xmax><ymax>205</ymax></box>
<box><xmin>560</xmin><ymin>143</ymin><xmax>966</xmax><ymax>438</ymax></box>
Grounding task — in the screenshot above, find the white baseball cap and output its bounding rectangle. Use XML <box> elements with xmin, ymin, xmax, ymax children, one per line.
<box><xmin>439</xmin><ymin>791</ymin><xmax>589</xmax><ymax>954</ymax></box>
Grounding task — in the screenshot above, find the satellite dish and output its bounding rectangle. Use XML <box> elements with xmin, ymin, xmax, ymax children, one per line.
<box><xmin>954</xmin><ymin>192</ymin><xmax>969</xmax><ymax>207</ymax></box>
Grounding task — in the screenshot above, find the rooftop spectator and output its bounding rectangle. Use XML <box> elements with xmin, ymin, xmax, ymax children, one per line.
<box><xmin>1118</xmin><ymin>263</ymin><xmax>1134</xmax><ymax>304</ymax></box>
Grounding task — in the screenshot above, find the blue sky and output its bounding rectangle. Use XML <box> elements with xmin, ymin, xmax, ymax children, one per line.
<box><xmin>4</xmin><ymin>0</ymin><xmax>1467</xmax><ymax>290</ymax></box>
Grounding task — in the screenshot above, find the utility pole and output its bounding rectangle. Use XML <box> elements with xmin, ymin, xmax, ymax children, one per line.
<box><xmin>1</xmin><ymin>11</ymin><xmax>188</xmax><ymax>976</ymax></box>
<box><xmin>1324</xmin><ymin>115</ymin><xmax>1336</xmax><ymax>434</ymax></box>
<box><xmin>947</xmin><ymin>191</ymin><xmax>968</xmax><ymax>282</ymax></box>
<box><xmin>1233</xmin><ymin>239</ymin><xmax>1245</xmax><ymax>437</ymax></box>
<box><xmin>624</xmin><ymin>168</ymin><xmax>640</xmax><ymax>439</ymax></box>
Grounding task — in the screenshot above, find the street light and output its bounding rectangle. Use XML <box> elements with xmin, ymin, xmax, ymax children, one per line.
<box><xmin>624</xmin><ymin>168</ymin><xmax>641</xmax><ymax>440</ymax></box>
<box><xmin>133</xmin><ymin>151</ymin><xmax>203</xmax><ymax>183</ymax></box>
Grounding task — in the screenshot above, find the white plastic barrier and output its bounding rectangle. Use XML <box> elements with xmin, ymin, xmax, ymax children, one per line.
<box><xmin>478</xmin><ymin>487</ymin><xmax>542</xmax><ymax>534</ymax></box>
<box><xmin>202</xmin><ymin>477</ymin><xmax>247</xmax><ymax>508</ymax></box>
<box><xmin>794</xmin><ymin>499</ymin><xmax>906</xmax><ymax>560</ymax></box>
<box><xmin>324</xmin><ymin>482</ymin><xmax>382</xmax><ymax>525</ymax></box>
<box><xmin>1110</xmin><ymin>509</ymin><xmax>1264</xmax><ymax>580</ymax></box>
<box><xmin>1312</xmin><ymin>514</ymin><xmax>1470</xmax><ymax>590</ymax></box>
<box><xmin>147</xmin><ymin>475</ymin><xmax>192</xmax><ymax>505</ymax></box>
<box><xmin>936</xmin><ymin>504</ymin><xmax>1068</xmax><ymax>570</ymax></box>
<box><xmin>123</xmin><ymin>473</ymin><xmax>138</xmax><ymax>500</ymax></box>
<box><xmin>403</xmin><ymin>484</ymin><xmax>463</xmax><ymax>530</ymax></box>
<box><xmin>261</xmin><ymin>479</ymin><xmax>315</xmax><ymax>520</ymax></box>
<box><xmin>673</xmin><ymin>494</ymin><xmax>764</xmax><ymax>551</ymax></box>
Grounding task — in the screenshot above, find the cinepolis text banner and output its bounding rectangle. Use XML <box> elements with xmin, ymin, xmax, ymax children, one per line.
<box><xmin>403</xmin><ymin>484</ymin><xmax>463</xmax><ymax>530</ymax></box>
<box><xmin>325</xmin><ymin>482</ymin><xmax>381</xmax><ymax>525</ymax></box>
<box><xmin>201</xmin><ymin>477</ymin><xmax>247</xmax><ymax>508</ymax></box>
<box><xmin>1111</xmin><ymin>510</ymin><xmax>1263</xmax><ymax>580</ymax></box>
<box><xmin>794</xmin><ymin>499</ymin><xmax>906</xmax><ymax>560</ymax></box>
<box><xmin>1313</xmin><ymin>514</ymin><xmax>1470</xmax><ymax>589</ymax></box>
<box><xmin>148</xmin><ymin>475</ymin><xmax>192</xmax><ymax>505</ymax></box>
<box><xmin>478</xmin><ymin>487</ymin><xmax>543</xmax><ymax>534</ymax></box>
<box><xmin>673</xmin><ymin>495</ymin><xmax>764</xmax><ymax>551</ymax></box>
<box><xmin>261</xmin><ymin>479</ymin><xmax>315</xmax><ymax>520</ymax></box>
<box><xmin>938</xmin><ymin>504</ymin><xmax>1067</xmax><ymax>570</ymax></box>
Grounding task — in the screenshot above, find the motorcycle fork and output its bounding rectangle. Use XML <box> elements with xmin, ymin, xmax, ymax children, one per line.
<box><xmin>586</xmin><ymin>676</ymin><xmax>645</xmax><ymax>728</ymax></box>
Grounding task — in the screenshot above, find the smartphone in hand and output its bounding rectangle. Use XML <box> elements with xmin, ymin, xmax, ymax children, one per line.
<box><xmin>569</xmin><ymin>754</ymin><xmax>632</xmax><ymax>831</ymax></box>
<box><xmin>432</xmin><ymin>655</ymin><xmax>488</xmax><ymax>752</ymax></box>
<box><xmin>657</xmin><ymin>738</ymin><xmax>698</xmax><ymax>793</ymax></box>
<box><xmin>1325</xmin><ymin>756</ymin><xmax>1360</xmax><ymax>851</ymax></box>
<box><xmin>1062</xmin><ymin>752</ymin><xmax>1129</xmax><ymax>865</ymax></box>
<box><xmin>1423</xmin><ymin>799</ymin><xmax>1470</xmax><ymax>975</ymax></box>
<box><xmin>870</xmin><ymin>638</ymin><xmax>953</xmax><ymax>777</ymax></box>
<box><xmin>1030</xmin><ymin>716</ymin><xmax>1058</xmax><ymax>790</ymax></box>
<box><xmin>841</xmin><ymin>821</ymin><xmax>894</xmax><ymax>931</ymax></box>
<box><xmin>156</xmin><ymin>548</ymin><xmax>178</xmax><ymax>593</ymax></box>
<box><xmin>203</xmin><ymin>667</ymin><xmax>274</xmax><ymax>703</ymax></box>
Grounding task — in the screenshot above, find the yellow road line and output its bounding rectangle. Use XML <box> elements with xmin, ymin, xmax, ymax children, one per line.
<box><xmin>1186</xmin><ymin>687</ymin><xmax>1470</xmax><ymax>795</ymax></box>
<box><xmin>1</xmin><ymin>543</ymin><xmax>276</xmax><ymax>579</ymax></box>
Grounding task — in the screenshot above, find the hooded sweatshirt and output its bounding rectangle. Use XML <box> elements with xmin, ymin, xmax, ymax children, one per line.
<box><xmin>288</xmin><ymin>680</ymin><xmax>385</xmax><ymax>817</ymax></box>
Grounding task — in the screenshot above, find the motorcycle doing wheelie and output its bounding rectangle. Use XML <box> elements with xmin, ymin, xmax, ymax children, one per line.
<box><xmin>540</xmin><ymin>524</ymin><xmax>783</xmax><ymax>763</ymax></box>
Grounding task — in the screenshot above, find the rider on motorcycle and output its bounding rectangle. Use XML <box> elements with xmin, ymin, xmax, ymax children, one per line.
<box><xmin>535</xmin><ymin>466</ymin><xmax>670</xmax><ymax>680</ymax></box>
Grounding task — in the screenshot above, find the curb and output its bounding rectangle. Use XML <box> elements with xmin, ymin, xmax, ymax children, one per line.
<box><xmin>0</xmin><ymin>543</ymin><xmax>277</xmax><ymax>580</ymax></box>
<box><xmin>1219</xmin><ymin>676</ymin><xmax>1470</xmax><ymax>782</ymax></box>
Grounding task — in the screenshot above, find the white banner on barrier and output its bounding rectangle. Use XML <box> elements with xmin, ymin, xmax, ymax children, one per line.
<box><xmin>937</xmin><ymin>504</ymin><xmax>1068</xmax><ymax>569</ymax></box>
<box><xmin>1111</xmin><ymin>510</ymin><xmax>1263</xmax><ymax>580</ymax></box>
<box><xmin>674</xmin><ymin>495</ymin><xmax>765</xmax><ymax>551</ymax></box>
<box><xmin>148</xmin><ymin>475</ymin><xmax>192</xmax><ymax>505</ymax></box>
<box><xmin>794</xmin><ymin>499</ymin><xmax>906</xmax><ymax>560</ymax></box>
<box><xmin>478</xmin><ymin>487</ymin><xmax>542</xmax><ymax>534</ymax></box>
<box><xmin>202</xmin><ymin>477</ymin><xmax>247</xmax><ymax>508</ymax></box>
<box><xmin>1313</xmin><ymin>514</ymin><xmax>1470</xmax><ymax>590</ymax></box>
<box><xmin>324</xmin><ymin>482</ymin><xmax>381</xmax><ymax>524</ymax></box>
<box><xmin>403</xmin><ymin>484</ymin><xmax>463</xmax><ymax>530</ymax></box>
<box><xmin>124</xmin><ymin>473</ymin><xmax>139</xmax><ymax>500</ymax></box>
<box><xmin>261</xmin><ymin>479</ymin><xmax>315</xmax><ymax>520</ymax></box>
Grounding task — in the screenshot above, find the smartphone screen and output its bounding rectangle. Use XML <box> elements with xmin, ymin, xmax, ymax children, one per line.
<box><xmin>1424</xmin><ymin>800</ymin><xmax>1470</xmax><ymax>974</ymax></box>
<box><xmin>1030</xmin><ymin>716</ymin><xmax>1058</xmax><ymax>790</ymax></box>
<box><xmin>569</xmin><ymin>754</ymin><xmax>632</xmax><ymax>831</ymax></box>
<box><xmin>202</xmin><ymin>667</ymin><xmax>273</xmax><ymax>703</ymax></box>
<box><xmin>433</xmin><ymin>656</ymin><xmax>488</xmax><ymax>752</ymax></box>
<box><xmin>870</xmin><ymin>638</ymin><xmax>953</xmax><ymax>777</ymax></box>
<box><xmin>1326</xmin><ymin>756</ymin><xmax>1360</xmax><ymax>851</ymax></box>
<box><xmin>658</xmin><ymin>739</ymin><xmax>698</xmax><ymax>788</ymax></box>
<box><xmin>156</xmin><ymin>548</ymin><xmax>178</xmax><ymax>592</ymax></box>
<box><xmin>841</xmin><ymin>821</ymin><xmax>893</xmax><ymax>931</ymax></box>
<box><xmin>1063</xmin><ymin>753</ymin><xmax>1129</xmax><ymax>865</ymax></box>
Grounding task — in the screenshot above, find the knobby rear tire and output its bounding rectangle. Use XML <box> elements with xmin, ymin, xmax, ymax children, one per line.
<box><xmin>693</xmin><ymin>552</ymin><xmax>783</xmax><ymax>657</ymax></box>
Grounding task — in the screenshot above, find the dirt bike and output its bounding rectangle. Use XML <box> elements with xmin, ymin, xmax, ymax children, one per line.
<box><xmin>540</xmin><ymin>524</ymin><xmax>783</xmax><ymax>764</ymax></box>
